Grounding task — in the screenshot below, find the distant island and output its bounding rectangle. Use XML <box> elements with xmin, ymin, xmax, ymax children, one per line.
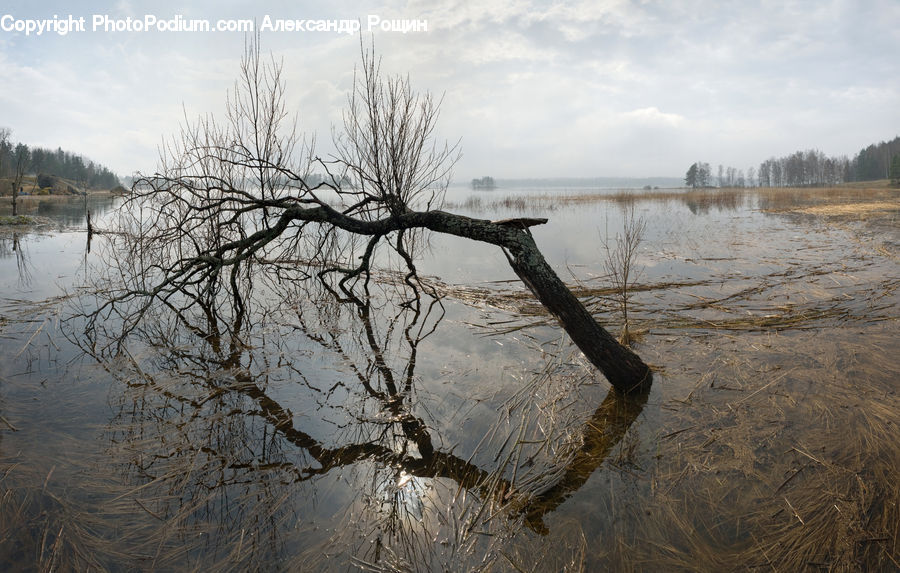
<box><xmin>471</xmin><ymin>176</ymin><xmax>496</xmax><ymax>190</ymax></box>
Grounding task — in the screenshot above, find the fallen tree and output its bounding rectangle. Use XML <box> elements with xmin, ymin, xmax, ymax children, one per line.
<box><xmin>86</xmin><ymin>38</ymin><xmax>651</xmax><ymax>393</ymax></box>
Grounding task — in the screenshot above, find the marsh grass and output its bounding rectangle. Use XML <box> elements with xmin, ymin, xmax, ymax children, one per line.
<box><xmin>627</xmin><ymin>325</ymin><xmax>900</xmax><ymax>571</ymax></box>
<box><xmin>439</xmin><ymin>262</ymin><xmax>896</xmax><ymax>338</ymax></box>
<box><xmin>434</xmin><ymin>186</ymin><xmax>900</xmax><ymax>569</ymax></box>
<box><xmin>0</xmin><ymin>215</ymin><xmax>37</xmax><ymax>226</ymax></box>
<box><xmin>447</xmin><ymin>185</ymin><xmax>900</xmax><ymax>219</ymax></box>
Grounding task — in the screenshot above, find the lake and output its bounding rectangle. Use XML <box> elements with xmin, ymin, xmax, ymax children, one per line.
<box><xmin>1</xmin><ymin>186</ymin><xmax>898</xmax><ymax>571</ymax></box>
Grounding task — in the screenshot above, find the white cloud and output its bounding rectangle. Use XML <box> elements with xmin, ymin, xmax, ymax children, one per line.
<box><xmin>0</xmin><ymin>0</ymin><xmax>897</xmax><ymax>179</ymax></box>
<box><xmin>620</xmin><ymin>107</ymin><xmax>685</xmax><ymax>128</ymax></box>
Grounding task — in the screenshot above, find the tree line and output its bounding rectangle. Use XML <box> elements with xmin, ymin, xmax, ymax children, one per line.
<box><xmin>0</xmin><ymin>129</ymin><xmax>120</xmax><ymax>190</ymax></box>
<box><xmin>757</xmin><ymin>149</ymin><xmax>848</xmax><ymax>188</ymax></box>
<box><xmin>848</xmin><ymin>135</ymin><xmax>900</xmax><ymax>182</ymax></box>
<box><xmin>686</xmin><ymin>134</ymin><xmax>900</xmax><ymax>189</ymax></box>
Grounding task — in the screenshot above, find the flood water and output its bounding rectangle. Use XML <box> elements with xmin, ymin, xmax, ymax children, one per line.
<box><xmin>1</xmin><ymin>187</ymin><xmax>898</xmax><ymax>571</ymax></box>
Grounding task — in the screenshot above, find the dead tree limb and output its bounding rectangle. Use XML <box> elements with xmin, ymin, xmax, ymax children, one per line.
<box><xmin>86</xmin><ymin>37</ymin><xmax>652</xmax><ymax>394</ymax></box>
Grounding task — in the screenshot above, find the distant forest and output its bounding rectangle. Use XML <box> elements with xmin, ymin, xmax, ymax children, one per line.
<box><xmin>847</xmin><ymin>135</ymin><xmax>900</xmax><ymax>182</ymax></box>
<box><xmin>0</xmin><ymin>133</ymin><xmax>120</xmax><ymax>190</ymax></box>
<box><xmin>687</xmin><ymin>135</ymin><xmax>900</xmax><ymax>188</ymax></box>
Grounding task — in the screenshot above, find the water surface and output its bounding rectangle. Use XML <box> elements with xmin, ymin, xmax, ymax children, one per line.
<box><xmin>1</xmin><ymin>187</ymin><xmax>897</xmax><ymax>570</ymax></box>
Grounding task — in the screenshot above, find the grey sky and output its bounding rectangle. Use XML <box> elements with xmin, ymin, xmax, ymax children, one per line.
<box><xmin>1</xmin><ymin>0</ymin><xmax>897</xmax><ymax>181</ymax></box>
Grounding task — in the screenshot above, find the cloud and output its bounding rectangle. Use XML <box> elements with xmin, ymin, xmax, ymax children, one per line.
<box><xmin>620</xmin><ymin>107</ymin><xmax>685</xmax><ymax>128</ymax></box>
<box><xmin>1</xmin><ymin>0</ymin><xmax>897</xmax><ymax>180</ymax></box>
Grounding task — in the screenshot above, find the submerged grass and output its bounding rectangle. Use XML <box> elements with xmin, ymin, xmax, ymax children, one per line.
<box><xmin>630</xmin><ymin>325</ymin><xmax>900</xmax><ymax>571</ymax></box>
<box><xmin>435</xmin><ymin>186</ymin><xmax>900</xmax><ymax>569</ymax></box>
<box><xmin>440</xmin><ymin>267</ymin><xmax>896</xmax><ymax>337</ymax></box>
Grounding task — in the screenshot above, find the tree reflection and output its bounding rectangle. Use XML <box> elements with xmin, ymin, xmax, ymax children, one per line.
<box><xmin>0</xmin><ymin>232</ymin><xmax>32</xmax><ymax>287</ymax></box>
<box><xmin>80</xmin><ymin>266</ymin><xmax>646</xmax><ymax>570</ymax></box>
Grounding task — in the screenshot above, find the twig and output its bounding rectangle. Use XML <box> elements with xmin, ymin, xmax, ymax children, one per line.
<box><xmin>735</xmin><ymin>368</ymin><xmax>796</xmax><ymax>405</ymax></box>
<box><xmin>0</xmin><ymin>414</ymin><xmax>17</xmax><ymax>431</ymax></box>
<box><xmin>775</xmin><ymin>463</ymin><xmax>806</xmax><ymax>493</ymax></box>
<box><xmin>661</xmin><ymin>425</ymin><xmax>696</xmax><ymax>440</ymax></box>
<box><xmin>783</xmin><ymin>496</ymin><xmax>804</xmax><ymax>525</ymax></box>
<box><xmin>15</xmin><ymin>319</ymin><xmax>46</xmax><ymax>358</ymax></box>
<box><xmin>789</xmin><ymin>446</ymin><xmax>825</xmax><ymax>466</ymax></box>
<box><xmin>134</xmin><ymin>497</ymin><xmax>164</xmax><ymax>521</ymax></box>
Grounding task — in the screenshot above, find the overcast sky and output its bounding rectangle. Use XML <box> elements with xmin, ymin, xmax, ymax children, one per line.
<box><xmin>2</xmin><ymin>0</ymin><xmax>898</xmax><ymax>181</ymax></box>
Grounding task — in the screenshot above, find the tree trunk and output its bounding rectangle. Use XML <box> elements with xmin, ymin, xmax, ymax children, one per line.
<box><xmin>503</xmin><ymin>227</ymin><xmax>652</xmax><ymax>393</ymax></box>
<box><xmin>199</xmin><ymin>205</ymin><xmax>655</xmax><ymax>393</ymax></box>
<box><xmin>402</xmin><ymin>211</ymin><xmax>652</xmax><ymax>393</ymax></box>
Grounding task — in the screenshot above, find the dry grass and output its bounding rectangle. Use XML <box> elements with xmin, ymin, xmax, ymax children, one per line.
<box><xmin>439</xmin><ymin>262</ymin><xmax>897</xmax><ymax>338</ymax></box>
<box><xmin>794</xmin><ymin>200</ymin><xmax>900</xmax><ymax>217</ymax></box>
<box><xmin>447</xmin><ymin>185</ymin><xmax>899</xmax><ymax>216</ymax></box>
<box><xmin>627</xmin><ymin>325</ymin><xmax>900</xmax><ymax>571</ymax></box>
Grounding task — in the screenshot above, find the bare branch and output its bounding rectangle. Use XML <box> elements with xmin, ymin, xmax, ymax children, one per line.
<box><xmin>81</xmin><ymin>37</ymin><xmax>651</xmax><ymax>393</ymax></box>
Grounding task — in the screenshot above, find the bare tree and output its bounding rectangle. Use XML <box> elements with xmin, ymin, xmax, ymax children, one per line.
<box><xmin>87</xmin><ymin>38</ymin><xmax>651</xmax><ymax>393</ymax></box>
<box><xmin>0</xmin><ymin>132</ymin><xmax>31</xmax><ymax>217</ymax></box>
<box><xmin>11</xmin><ymin>143</ymin><xmax>29</xmax><ymax>216</ymax></box>
<box><xmin>0</xmin><ymin>127</ymin><xmax>10</xmax><ymax>201</ymax></box>
<box><xmin>603</xmin><ymin>202</ymin><xmax>648</xmax><ymax>347</ymax></box>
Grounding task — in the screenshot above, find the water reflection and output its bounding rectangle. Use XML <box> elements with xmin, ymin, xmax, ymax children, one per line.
<box><xmin>444</xmin><ymin>187</ymin><xmax>751</xmax><ymax>218</ymax></box>
<box><xmin>678</xmin><ymin>189</ymin><xmax>747</xmax><ymax>215</ymax></box>
<box><xmin>0</xmin><ymin>194</ymin><xmax>121</xmax><ymax>228</ymax></box>
<box><xmin>0</xmin><ymin>233</ymin><xmax>31</xmax><ymax>287</ymax></box>
<box><xmin>78</xmin><ymin>262</ymin><xmax>646</xmax><ymax>569</ymax></box>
